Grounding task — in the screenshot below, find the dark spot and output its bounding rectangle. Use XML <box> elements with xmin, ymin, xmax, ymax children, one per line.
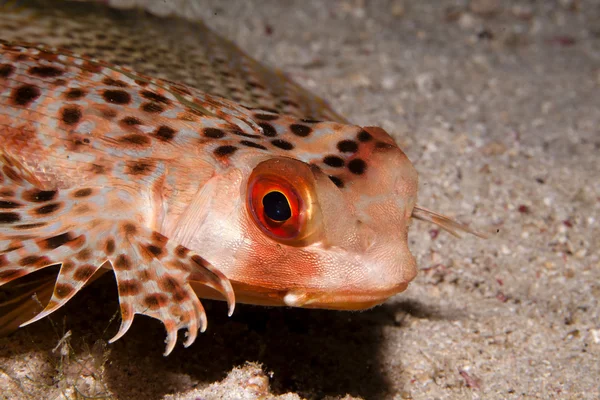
<box><xmin>118</xmin><ymin>134</ymin><xmax>151</xmax><ymax>147</ymax></box>
<box><xmin>357</xmin><ymin>130</ymin><xmax>373</xmax><ymax>142</ymax></box>
<box><xmin>153</xmin><ymin>125</ymin><xmax>176</xmax><ymax>142</ymax></box>
<box><xmin>14</xmin><ymin>222</ymin><xmax>46</xmax><ymax>230</ymax></box>
<box><xmin>337</xmin><ymin>140</ymin><xmax>358</xmax><ymax>153</ymax></box>
<box><xmin>73</xmin><ymin>188</ymin><xmax>92</xmax><ymax>198</ymax></box>
<box><xmin>214</xmin><ymin>145</ymin><xmax>238</xmax><ymax>157</ymax></box>
<box><xmin>140</xmin><ymin>90</ymin><xmax>170</xmax><ymax>104</ymax></box>
<box><xmin>24</xmin><ymin>189</ymin><xmax>57</xmax><ymax>202</ymax></box>
<box><xmin>301</xmin><ymin>118</ymin><xmax>322</xmax><ymax>124</ymax></box>
<box><xmin>63</xmin><ymin>88</ymin><xmax>86</xmax><ymax>100</ymax></box>
<box><xmin>28</xmin><ymin>65</ymin><xmax>64</xmax><ymax>78</ymax></box>
<box><xmin>0</xmin><ymin>63</ymin><xmax>15</xmax><ymax>78</ymax></box>
<box><xmin>122</xmin><ymin>223</ymin><xmax>137</xmax><ymax>235</ymax></box>
<box><xmin>73</xmin><ymin>265</ymin><xmax>97</xmax><ymax>281</ymax></box>
<box><xmin>175</xmin><ymin>245</ymin><xmax>189</xmax><ymax>258</ymax></box>
<box><xmin>240</xmin><ymin>140</ymin><xmax>267</xmax><ymax>150</ymax></box>
<box><xmin>0</xmin><ymin>269</ymin><xmax>26</xmax><ymax>282</ymax></box>
<box><xmin>271</xmin><ymin>139</ymin><xmax>294</xmax><ymax>150</ymax></box>
<box><xmin>329</xmin><ymin>175</ymin><xmax>344</xmax><ymax>188</ymax></box>
<box><xmin>323</xmin><ymin>155</ymin><xmax>345</xmax><ymax>168</ymax></box>
<box><xmin>0</xmin><ymin>200</ymin><xmax>22</xmax><ymax>209</ymax></box>
<box><xmin>54</xmin><ymin>283</ymin><xmax>75</xmax><ymax>299</ymax></box>
<box><xmin>34</xmin><ymin>203</ymin><xmax>61</xmax><ymax>215</ymax></box>
<box><xmin>105</xmin><ymin>238</ymin><xmax>116</xmax><ymax>255</ymax></box>
<box><xmin>281</xmin><ymin>99</ymin><xmax>299</xmax><ymax>107</ymax></box>
<box><xmin>121</xmin><ymin>116</ymin><xmax>142</xmax><ymax>125</ymax></box>
<box><xmin>258</xmin><ymin>122</ymin><xmax>277</xmax><ymax>137</ymax></box>
<box><xmin>18</xmin><ymin>255</ymin><xmax>50</xmax><ymax>267</ymax></box>
<box><xmin>158</xmin><ymin>276</ymin><xmax>180</xmax><ymax>293</ymax></box>
<box><xmin>254</xmin><ymin>113</ymin><xmax>279</xmax><ymax>121</ymax></box>
<box><xmin>102</xmin><ymin>89</ymin><xmax>131</xmax><ymax>105</ymax></box>
<box><xmin>191</xmin><ymin>254</ymin><xmax>209</xmax><ymax>268</ymax></box>
<box><xmin>144</xmin><ymin>293</ymin><xmax>168</xmax><ymax>310</ymax></box>
<box><xmin>203</xmin><ymin>128</ymin><xmax>226</xmax><ymax>139</ymax></box>
<box><xmin>102</xmin><ymin>77</ymin><xmax>129</xmax><ymax>87</ymax></box>
<box><xmin>348</xmin><ymin>158</ymin><xmax>367</xmax><ymax>175</ymax></box>
<box><xmin>146</xmin><ymin>244</ymin><xmax>163</xmax><ymax>258</ymax></box>
<box><xmin>52</xmin><ymin>79</ymin><xmax>67</xmax><ymax>86</ymax></box>
<box><xmin>76</xmin><ymin>248</ymin><xmax>92</xmax><ymax>261</ymax></box>
<box><xmin>114</xmin><ymin>254</ymin><xmax>132</xmax><ymax>270</ymax></box>
<box><xmin>41</xmin><ymin>232</ymin><xmax>74</xmax><ymax>250</ymax></box>
<box><xmin>0</xmin><ymin>212</ymin><xmax>20</xmax><ymax>223</ymax></box>
<box><xmin>126</xmin><ymin>160</ymin><xmax>156</xmax><ymax>176</ymax></box>
<box><xmin>61</xmin><ymin>105</ymin><xmax>82</xmax><ymax>125</ymax></box>
<box><xmin>11</xmin><ymin>84</ymin><xmax>41</xmax><ymax>106</ymax></box>
<box><xmin>141</xmin><ymin>102</ymin><xmax>164</xmax><ymax>113</ymax></box>
<box><xmin>290</xmin><ymin>124</ymin><xmax>312</xmax><ymax>137</ymax></box>
<box><xmin>118</xmin><ymin>280</ymin><xmax>141</xmax><ymax>296</ymax></box>
<box><xmin>151</xmin><ymin>231</ymin><xmax>168</xmax><ymax>245</ymax></box>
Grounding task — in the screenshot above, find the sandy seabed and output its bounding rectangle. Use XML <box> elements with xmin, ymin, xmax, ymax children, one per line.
<box><xmin>1</xmin><ymin>1</ymin><xmax>599</xmax><ymax>399</ymax></box>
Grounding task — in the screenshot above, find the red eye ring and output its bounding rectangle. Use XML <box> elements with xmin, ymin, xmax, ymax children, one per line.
<box><xmin>246</xmin><ymin>158</ymin><xmax>322</xmax><ymax>245</ymax></box>
<box><xmin>248</xmin><ymin>176</ymin><xmax>304</xmax><ymax>241</ymax></box>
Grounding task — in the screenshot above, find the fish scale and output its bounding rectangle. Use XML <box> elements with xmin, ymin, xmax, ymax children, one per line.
<box><xmin>0</xmin><ymin>1</ymin><xmax>480</xmax><ymax>355</ymax></box>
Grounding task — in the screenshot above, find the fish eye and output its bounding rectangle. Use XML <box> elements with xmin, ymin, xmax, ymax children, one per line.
<box><xmin>262</xmin><ymin>191</ymin><xmax>292</xmax><ymax>222</ymax></box>
<box><xmin>246</xmin><ymin>158</ymin><xmax>322</xmax><ymax>245</ymax></box>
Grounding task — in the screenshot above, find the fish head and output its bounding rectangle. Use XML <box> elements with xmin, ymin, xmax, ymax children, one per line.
<box><xmin>179</xmin><ymin>116</ymin><xmax>419</xmax><ymax>310</ymax></box>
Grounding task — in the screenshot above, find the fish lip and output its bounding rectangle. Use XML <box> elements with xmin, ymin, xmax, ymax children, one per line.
<box><xmin>191</xmin><ymin>281</ymin><xmax>411</xmax><ymax>310</ymax></box>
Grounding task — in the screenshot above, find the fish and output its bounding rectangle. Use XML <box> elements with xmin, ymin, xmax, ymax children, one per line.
<box><xmin>0</xmin><ymin>1</ymin><xmax>482</xmax><ymax>355</ymax></box>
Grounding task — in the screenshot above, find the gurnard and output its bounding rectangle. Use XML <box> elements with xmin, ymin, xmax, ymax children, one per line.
<box><xmin>0</xmin><ymin>1</ymin><xmax>480</xmax><ymax>355</ymax></box>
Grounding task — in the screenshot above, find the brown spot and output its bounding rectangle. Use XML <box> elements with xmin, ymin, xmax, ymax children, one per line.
<box><xmin>33</xmin><ymin>203</ymin><xmax>61</xmax><ymax>215</ymax></box>
<box><xmin>172</xmin><ymin>288</ymin><xmax>189</xmax><ymax>302</ymax></box>
<box><xmin>102</xmin><ymin>77</ymin><xmax>129</xmax><ymax>87</ymax></box>
<box><xmin>357</xmin><ymin>130</ymin><xmax>373</xmax><ymax>142</ymax></box>
<box><xmin>122</xmin><ymin>223</ymin><xmax>137</xmax><ymax>236</ymax></box>
<box><xmin>290</xmin><ymin>124</ymin><xmax>311</xmax><ymax>137</ymax></box>
<box><xmin>240</xmin><ymin>140</ymin><xmax>267</xmax><ymax>150</ymax></box>
<box><xmin>348</xmin><ymin>158</ymin><xmax>367</xmax><ymax>175</ymax></box>
<box><xmin>144</xmin><ymin>293</ymin><xmax>168</xmax><ymax>310</ymax></box>
<box><xmin>125</xmin><ymin>159</ymin><xmax>155</xmax><ymax>176</ymax></box>
<box><xmin>61</xmin><ymin>105</ymin><xmax>82</xmax><ymax>125</ymax></box>
<box><xmin>329</xmin><ymin>175</ymin><xmax>344</xmax><ymax>188</ymax></box>
<box><xmin>81</xmin><ymin>61</ymin><xmax>102</xmax><ymax>73</ymax></box>
<box><xmin>98</xmin><ymin>106</ymin><xmax>117</xmax><ymax>119</ymax></box>
<box><xmin>138</xmin><ymin>269</ymin><xmax>152</xmax><ymax>282</ymax></box>
<box><xmin>271</xmin><ymin>139</ymin><xmax>294</xmax><ymax>150</ymax></box>
<box><xmin>60</xmin><ymin>260</ymin><xmax>76</xmax><ymax>274</ymax></box>
<box><xmin>54</xmin><ymin>283</ymin><xmax>75</xmax><ymax>299</ymax></box>
<box><xmin>141</xmin><ymin>102</ymin><xmax>164</xmax><ymax>113</ymax></box>
<box><xmin>121</xmin><ymin>116</ymin><xmax>142</xmax><ymax>126</ymax></box>
<box><xmin>73</xmin><ymin>265</ymin><xmax>97</xmax><ymax>281</ymax></box>
<box><xmin>258</xmin><ymin>122</ymin><xmax>277</xmax><ymax>137</ymax></box>
<box><xmin>0</xmin><ymin>212</ymin><xmax>20</xmax><ymax>223</ymax></box>
<box><xmin>114</xmin><ymin>254</ymin><xmax>132</xmax><ymax>270</ymax></box>
<box><xmin>40</xmin><ymin>232</ymin><xmax>74</xmax><ymax>250</ymax></box>
<box><xmin>11</xmin><ymin>84</ymin><xmax>41</xmax><ymax>107</ymax></box>
<box><xmin>63</xmin><ymin>88</ymin><xmax>86</xmax><ymax>100</ymax></box>
<box><xmin>3</xmin><ymin>166</ymin><xmax>22</xmax><ymax>183</ymax></box>
<box><xmin>23</xmin><ymin>189</ymin><xmax>57</xmax><ymax>202</ymax></box>
<box><xmin>191</xmin><ymin>254</ymin><xmax>209</xmax><ymax>268</ymax></box>
<box><xmin>28</xmin><ymin>65</ymin><xmax>64</xmax><ymax>78</ymax></box>
<box><xmin>145</xmin><ymin>244</ymin><xmax>164</xmax><ymax>259</ymax></box>
<box><xmin>18</xmin><ymin>255</ymin><xmax>50</xmax><ymax>267</ymax></box>
<box><xmin>151</xmin><ymin>231</ymin><xmax>168</xmax><ymax>245</ymax></box>
<box><xmin>14</xmin><ymin>222</ymin><xmax>47</xmax><ymax>230</ymax></box>
<box><xmin>323</xmin><ymin>155</ymin><xmax>345</xmax><ymax>168</ymax></box>
<box><xmin>375</xmin><ymin>141</ymin><xmax>395</xmax><ymax>151</ymax></box>
<box><xmin>337</xmin><ymin>140</ymin><xmax>358</xmax><ymax>153</ymax></box>
<box><xmin>105</xmin><ymin>238</ymin><xmax>116</xmax><ymax>255</ymax></box>
<box><xmin>0</xmin><ymin>63</ymin><xmax>15</xmax><ymax>78</ymax></box>
<box><xmin>203</xmin><ymin>128</ymin><xmax>226</xmax><ymax>139</ymax></box>
<box><xmin>102</xmin><ymin>89</ymin><xmax>131</xmax><ymax>105</ymax></box>
<box><xmin>76</xmin><ymin>248</ymin><xmax>92</xmax><ymax>261</ymax></box>
<box><xmin>118</xmin><ymin>134</ymin><xmax>151</xmax><ymax>148</ymax></box>
<box><xmin>158</xmin><ymin>276</ymin><xmax>180</xmax><ymax>293</ymax></box>
<box><xmin>0</xmin><ymin>200</ymin><xmax>22</xmax><ymax>209</ymax></box>
<box><xmin>73</xmin><ymin>188</ymin><xmax>93</xmax><ymax>198</ymax></box>
<box><xmin>0</xmin><ymin>269</ymin><xmax>26</xmax><ymax>282</ymax></box>
<box><xmin>175</xmin><ymin>245</ymin><xmax>189</xmax><ymax>258</ymax></box>
<box><xmin>232</xmin><ymin>130</ymin><xmax>261</xmax><ymax>139</ymax></box>
<box><xmin>214</xmin><ymin>145</ymin><xmax>238</xmax><ymax>157</ymax></box>
<box><xmin>140</xmin><ymin>90</ymin><xmax>170</xmax><ymax>104</ymax></box>
<box><xmin>118</xmin><ymin>280</ymin><xmax>141</xmax><ymax>296</ymax></box>
<box><xmin>153</xmin><ymin>125</ymin><xmax>176</xmax><ymax>142</ymax></box>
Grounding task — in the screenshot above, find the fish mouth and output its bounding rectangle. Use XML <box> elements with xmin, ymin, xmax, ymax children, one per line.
<box><xmin>191</xmin><ymin>281</ymin><xmax>410</xmax><ymax>310</ymax></box>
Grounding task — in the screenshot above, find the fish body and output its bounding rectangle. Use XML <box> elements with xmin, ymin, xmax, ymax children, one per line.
<box><xmin>0</xmin><ymin>2</ymin><xmax>479</xmax><ymax>355</ymax></box>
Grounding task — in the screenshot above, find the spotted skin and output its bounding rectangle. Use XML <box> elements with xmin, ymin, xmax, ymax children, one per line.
<box><xmin>0</xmin><ymin>4</ymin><xmax>481</xmax><ymax>355</ymax></box>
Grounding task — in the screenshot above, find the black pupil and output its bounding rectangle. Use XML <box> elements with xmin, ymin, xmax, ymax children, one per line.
<box><xmin>262</xmin><ymin>191</ymin><xmax>292</xmax><ymax>222</ymax></box>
